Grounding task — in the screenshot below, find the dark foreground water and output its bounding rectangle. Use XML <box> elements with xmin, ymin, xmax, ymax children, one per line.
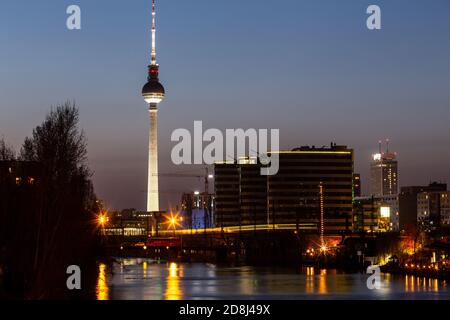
<box><xmin>96</xmin><ymin>258</ymin><xmax>450</xmax><ymax>300</ymax></box>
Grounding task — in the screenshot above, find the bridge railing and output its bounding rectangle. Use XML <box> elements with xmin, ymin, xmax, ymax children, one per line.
<box><xmin>157</xmin><ymin>223</ymin><xmax>318</xmax><ymax>236</ymax></box>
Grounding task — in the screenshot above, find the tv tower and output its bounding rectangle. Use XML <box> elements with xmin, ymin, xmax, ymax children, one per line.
<box><xmin>142</xmin><ymin>0</ymin><xmax>165</xmax><ymax>212</ymax></box>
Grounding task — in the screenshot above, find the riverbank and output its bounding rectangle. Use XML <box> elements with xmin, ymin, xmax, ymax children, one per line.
<box><xmin>381</xmin><ymin>264</ymin><xmax>450</xmax><ymax>281</ymax></box>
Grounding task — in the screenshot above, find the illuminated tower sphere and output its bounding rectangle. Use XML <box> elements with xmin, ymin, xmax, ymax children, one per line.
<box><xmin>142</xmin><ymin>0</ymin><xmax>165</xmax><ymax>212</ymax></box>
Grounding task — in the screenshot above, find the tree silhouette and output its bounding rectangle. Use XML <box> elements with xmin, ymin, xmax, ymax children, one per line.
<box><xmin>1</xmin><ymin>102</ymin><xmax>100</xmax><ymax>299</ymax></box>
<box><xmin>0</xmin><ymin>138</ymin><xmax>15</xmax><ymax>161</ymax></box>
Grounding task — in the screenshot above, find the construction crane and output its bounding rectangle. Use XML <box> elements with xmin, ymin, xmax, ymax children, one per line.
<box><xmin>156</xmin><ymin>166</ymin><xmax>213</xmax><ymax>196</ymax></box>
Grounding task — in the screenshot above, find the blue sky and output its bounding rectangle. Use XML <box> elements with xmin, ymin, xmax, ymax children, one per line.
<box><xmin>1</xmin><ymin>0</ymin><xmax>450</xmax><ymax>210</ymax></box>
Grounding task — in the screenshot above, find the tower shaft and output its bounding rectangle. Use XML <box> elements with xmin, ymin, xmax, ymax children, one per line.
<box><xmin>147</xmin><ymin>104</ymin><xmax>159</xmax><ymax>212</ymax></box>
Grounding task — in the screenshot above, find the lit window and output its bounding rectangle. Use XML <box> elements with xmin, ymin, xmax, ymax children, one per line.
<box><xmin>380</xmin><ymin>207</ymin><xmax>390</xmax><ymax>218</ymax></box>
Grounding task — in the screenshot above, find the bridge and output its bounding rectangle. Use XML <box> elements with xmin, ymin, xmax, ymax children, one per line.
<box><xmin>102</xmin><ymin>224</ymin><xmax>349</xmax><ymax>265</ymax></box>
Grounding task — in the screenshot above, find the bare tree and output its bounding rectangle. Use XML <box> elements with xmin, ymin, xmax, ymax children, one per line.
<box><xmin>20</xmin><ymin>101</ymin><xmax>88</xmax><ymax>179</ymax></box>
<box><xmin>0</xmin><ymin>138</ymin><xmax>15</xmax><ymax>160</ymax></box>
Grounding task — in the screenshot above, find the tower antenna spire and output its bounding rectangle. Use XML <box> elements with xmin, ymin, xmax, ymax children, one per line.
<box><xmin>151</xmin><ymin>0</ymin><xmax>157</xmax><ymax>66</ymax></box>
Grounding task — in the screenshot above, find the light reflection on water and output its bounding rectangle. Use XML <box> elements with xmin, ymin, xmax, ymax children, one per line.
<box><xmin>96</xmin><ymin>259</ymin><xmax>450</xmax><ymax>300</ymax></box>
<box><xmin>96</xmin><ymin>263</ymin><xmax>109</xmax><ymax>300</ymax></box>
<box><xmin>165</xmin><ymin>262</ymin><xmax>181</xmax><ymax>300</ymax></box>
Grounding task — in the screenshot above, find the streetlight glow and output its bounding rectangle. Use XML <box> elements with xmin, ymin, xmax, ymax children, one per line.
<box><xmin>97</xmin><ymin>212</ymin><xmax>109</xmax><ymax>228</ymax></box>
<box><xmin>165</xmin><ymin>211</ymin><xmax>182</xmax><ymax>230</ymax></box>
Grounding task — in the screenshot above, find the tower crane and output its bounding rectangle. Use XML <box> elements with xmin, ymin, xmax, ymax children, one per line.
<box><xmin>156</xmin><ymin>166</ymin><xmax>213</xmax><ymax>196</ymax></box>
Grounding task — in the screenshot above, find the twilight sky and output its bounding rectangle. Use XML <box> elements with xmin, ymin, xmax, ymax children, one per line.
<box><xmin>1</xmin><ymin>0</ymin><xmax>450</xmax><ymax>211</ymax></box>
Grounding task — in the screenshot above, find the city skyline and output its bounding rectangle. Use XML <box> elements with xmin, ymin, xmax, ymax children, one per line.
<box><xmin>1</xmin><ymin>0</ymin><xmax>450</xmax><ymax>303</ymax></box>
<box><xmin>1</xmin><ymin>0</ymin><xmax>450</xmax><ymax>210</ymax></box>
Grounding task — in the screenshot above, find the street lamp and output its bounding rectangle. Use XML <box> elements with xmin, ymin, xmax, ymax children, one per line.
<box><xmin>97</xmin><ymin>212</ymin><xmax>109</xmax><ymax>227</ymax></box>
<box><xmin>165</xmin><ymin>211</ymin><xmax>182</xmax><ymax>233</ymax></box>
<box><xmin>97</xmin><ymin>211</ymin><xmax>109</xmax><ymax>236</ymax></box>
<box><xmin>99</xmin><ymin>215</ymin><xmax>106</xmax><ymax>226</ymax></box>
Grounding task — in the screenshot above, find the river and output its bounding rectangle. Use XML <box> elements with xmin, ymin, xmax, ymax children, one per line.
<box><xmin>96</xmin><ymin>258</ymin><xmax>450</xmax><ymax>300</ymax></box>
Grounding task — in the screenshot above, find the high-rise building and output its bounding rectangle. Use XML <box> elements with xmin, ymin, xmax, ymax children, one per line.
<box><xmin>214</xmin><ymin>158</ymin><xmax>267</xmax><ymax>228</ymax></box>
<box><xmin>370</xmin><ymin>141</ymin><xmax>398</xmax><ymax>197</ymax></box>
<box><xmin>352</xmin><ymin>173</ymin><xmax>361</xmax><ymax>198</ymax></box>
<box><xmin>142</xmin><ymin>0</ymin><xmax>165</xmax><ymax>212</ymax></box>
<box><xmin>214</xmin><ymin>145</ymin><xmax>354</xmax><ymax>234</ymax></box>
<box><xmin>398</xmin><ymin>182</ymin><xmax>447</xmax><ymax>231</ymax></box>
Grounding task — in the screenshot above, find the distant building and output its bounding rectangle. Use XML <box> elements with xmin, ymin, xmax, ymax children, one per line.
<box><xmin>353</xmin><ymin>173</ymin><xmax>361</xmax><ymax>198</ymax></box>
<box><xmin>370</xmin><ymin>149</ymin><xmax>398</xmax><ymax>197</ymax></box>
<box><xmin>0</xmin><ymin>160</ymin><xmax>40</xmax><ymax>188</ymax></box>
<box><xmin>0</xmin><ymin>161</ymin><xmax>41</xmax><ymax>254</ymax></box>
<box><xmin>214</xmin><ymin>145</ymin><xmax>354</xmax><ymax>234</ymax></box>
<box><xmin>398</xmin><ymin>182</ymin><xmax>447</xmax><ymax>231</ymax></box>
<box><xmin>417</xmin><ymin>191</ymin><xmax>450</xmax><ymax>232</ymax></box>
<box><xmin>353</xmin><ymin>197</ymin><xmax>378</xmax><ymax>233</ymax></box>
<box><xmin>180</xmin><ymin>192</ymin><xmax>215</xmax><ymax>229</ymax></box>
<box><xmin>104</xmin><ymin>209</ymin><xmax>156</xmax><ymax>236</ymax></box>
<box><xmin>353</xmin><ymin>195</ymin><xmax>399</xmax><ymax>232</ymax></box>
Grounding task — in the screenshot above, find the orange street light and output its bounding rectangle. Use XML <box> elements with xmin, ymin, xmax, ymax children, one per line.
<box><xmin>97</xmin><ymin>212</ymin><xmax>109</xmax><ymax>228</ymax></box>
<box><xmin>165</xmin><ymin>211</ymin><xmax>182</xmax><ymax>230</ymax></box>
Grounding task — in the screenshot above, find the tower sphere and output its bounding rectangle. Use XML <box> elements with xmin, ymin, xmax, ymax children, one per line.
<box><xmin>142</xmin><ymin>79</ymin><xmax>165</xmax><ymax>104</ymax></box>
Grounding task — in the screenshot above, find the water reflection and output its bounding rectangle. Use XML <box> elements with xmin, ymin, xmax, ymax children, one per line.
<box><xmin>96</xmin><ymin>263</ymin><xmax>109</xmax><ymax>300</ymax></box>
<box><xmin>306</xmin><ymin>267</ymin><xmax>314</xmax><ymax>293</ymax></box>
<box><xmin>319</xmin><ymin>269</ymin><xmax>327</xmax><ymax>294</ymax></box>
<box><xmin>165</xmin><ymin>262</ymin><xmax>182</xmax><ymax>300</ymax></box>
<box><xmin>143</xmin><ymin>260</ymin><xmax>148</xmax><ymax>279</ymax></box>
<box><xmin>98</xmin><ymin>259</ymin><xmax>450</xmax><ymax>300</ymax></box>
<box><xmin>404</xmin><ymin>275</ymin><xmax>439</xmax><ymax>293</ymax></box>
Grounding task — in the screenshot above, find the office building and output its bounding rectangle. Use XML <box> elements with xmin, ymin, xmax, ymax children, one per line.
<box><xmin>353</xmin><ymin>195</ymin><xmax>399</xmax><ymax>232</ymax></box>
<box><xmin>103</xmin><ymin>209</ymin><xmax>156</xmax><ymax>236</ymax></box>
<box><xmin>398</xmin><ymin>182</ymin><xmax>447</xmax><ymax>231</ymax></box>
<box><xmin>353</xmin><ymin>173</ymin><xmax>361</xmax><ymax>198</ymax></box>
<box><xmin>215</xmin><ymin>145</ymin><xmax>354</xmax><ymax>234</ymax></box>
<box><xmin>417</xmin><ymin>191</ymin><xmax>450</xmax><ymax>231</ymax></box>
<box><xmin>370</xmin><ymin>142</ymin><xmax>398</xmax><ymax>197</ymax></box>
<box><xmin>214</xmin><ymin>158</ymin><xmax>267</xmax><ymax>227</ymax></box>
